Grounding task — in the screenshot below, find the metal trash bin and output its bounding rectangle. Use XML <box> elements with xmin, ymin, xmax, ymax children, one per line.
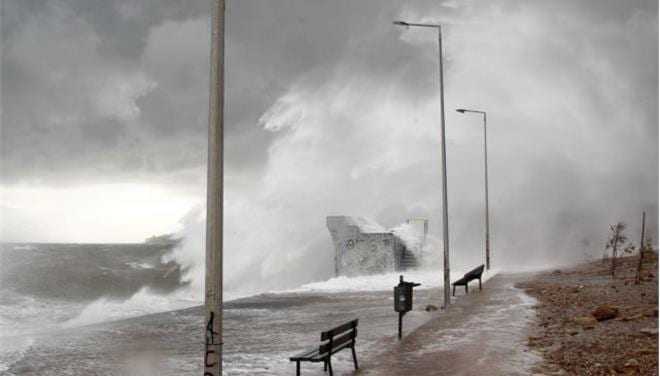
<box><xmin>394</xmin><ymin>275</ymin><xmax>421</xmax><ymax>339</ymax></box>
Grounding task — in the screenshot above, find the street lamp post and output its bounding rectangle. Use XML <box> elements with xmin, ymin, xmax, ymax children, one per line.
<box><xmin>456</xmin><ymin>108</ymin><xmax>490</xmax><ymax>270</ymax></box>
<box><xmin>394</xmin><ymin>20</ymin><xmax>451</xmax><ymax>309</ymax></box>
<box><xmin>205</xmin><ymin>1</ymin><xmax>225</xmax><ymax>375</ymax></box>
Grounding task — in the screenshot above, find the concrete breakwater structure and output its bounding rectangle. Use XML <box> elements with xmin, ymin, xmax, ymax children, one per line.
<box><xmin>326</xmin><ymin>216</ymin><xmax>428</xmax><ymax>276</ymax></box>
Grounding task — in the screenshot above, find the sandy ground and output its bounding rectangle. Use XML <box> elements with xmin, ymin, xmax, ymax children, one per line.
<box><xmin>354</xmin><ymin>273</ymin><xmax>541</xmax><ymax>376</ymax></box>
<box><xmin>517</xmin><ymin>253</ymin><xmax>658</xmax><ymax>375</ymax></box>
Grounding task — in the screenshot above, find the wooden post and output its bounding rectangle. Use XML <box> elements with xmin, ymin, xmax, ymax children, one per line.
<box><xmin>205</xmin><ymin>1</ymin><xmax>224</xmax><ymax>375</ymax></box>
<box><xmin>635</xmin><ymin>212</ymin><xmax>646</xmax><ymax>284</ymax></box>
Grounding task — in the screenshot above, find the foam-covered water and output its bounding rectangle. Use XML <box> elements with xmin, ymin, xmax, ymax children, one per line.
<box><xmin>1</xmin><ymin>288</ymin><xmax>442</xmax><ymax>375</ymax></box>
<box><xmin>60</xmin><ymin>287</ymin><xmax>196</xmax><ymax>328</ymax></box>
<box><xmin>0</xmin><ymin>241</ymin><xmax>504</xmax><ymax>374</ymax></box>
<box><xmin>0</xmin><ymin>242</ymin><xmax>191</xmax><ymax>372</ymax></box>
<box><xmin>284</xmin><ymin>268</ymin><xmax>498</xmax><ymax>294</ymax></box>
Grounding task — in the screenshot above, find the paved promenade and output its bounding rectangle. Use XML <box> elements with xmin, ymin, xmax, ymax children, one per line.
<box><xmin>355</xmin><ymin>274</ymin><xmax>541</xmax><ymax>376</ymax></box>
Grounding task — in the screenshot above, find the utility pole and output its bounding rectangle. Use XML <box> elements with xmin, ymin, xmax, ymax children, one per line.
<box><xmin>393</xmin><ymin>21</ymin><xmax>451</xmax><ymax>309</ymax></box>
<box><xmin>204</xmin><ymin>1</ymin><xmax>224</xmax><ymax>375</ymax></box>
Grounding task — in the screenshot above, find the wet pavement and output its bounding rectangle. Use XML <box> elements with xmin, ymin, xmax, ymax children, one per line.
<box><xmin>2</xmin><ymin>273</ymin><xmax>538</xmax><ymax>375</ymax></box>
<box><xmin>356</xmin><ymin>274</ymin><xmax>541</xmax><ymax>376</ymax></box>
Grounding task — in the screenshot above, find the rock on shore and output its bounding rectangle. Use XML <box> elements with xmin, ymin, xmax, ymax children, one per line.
<box><xmin>518</xmin><ymin>253</ymin><xmax>658</xmax><ymax>375</ymax></box>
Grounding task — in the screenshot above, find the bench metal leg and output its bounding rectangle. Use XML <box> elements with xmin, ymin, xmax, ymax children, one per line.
<box><xmin>352</xmin><ymin>346</ymin><xmax>359</xmax><ymax>370</ymax></box>
<box><xmin>296</xmin><ymin>361</ymin><xmax>300</xmax><ymax>376</ymax></box>
<box><xmin>452</xmin><ymin>285</ymin><xmax>455</xmax><ymax>296</ymax></box>
<box><xmin>465</xmin><ymin>284</ymin><xmax>468</xmax><ymax>294</ymax></box>
<box><xmin>327</xmin><ymin>358</ymin><xmax>333</xmax><ymax>376</ymax></box>
<box><xmin>324</xmin><ymin>360</ymin><xmax>327</xmax><ymax>372</ymax></box>
<box><xmin>479</xmin><ymin>278</ymin><xmax>482</xmax><ymax>291</ymax></box>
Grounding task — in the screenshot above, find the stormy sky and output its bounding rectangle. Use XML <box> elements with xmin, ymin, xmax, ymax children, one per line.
<box><xmin>1</xmin><ymin>0</ymin><xmax>658</xmax><ymax>289</ymax></box>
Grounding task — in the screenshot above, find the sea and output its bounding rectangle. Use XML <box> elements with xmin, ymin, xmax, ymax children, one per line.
<box><xmin>0</xmin><ymin>242</ymin><xmax>470</xmax><ymax>375</ymax></box>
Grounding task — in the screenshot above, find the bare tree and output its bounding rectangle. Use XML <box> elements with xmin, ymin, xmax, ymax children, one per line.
<box><xmin>635</xmin><ymin>212</ymin><xmax>646</xmax><ymax>284</ymax></box>
<box><xmin>602</xmin><ymin>240</ymin><xmax>611</xmax><ymax>264</ymax></box>
<box><xmin>605</xmin><ymin>222</ymin><xmax>627</xmax><ymax>277</ymax></box>
<box><xmin>623</xmin><ymin>243</ymin><xmax>636</xmax><ymax>255</ymax></box>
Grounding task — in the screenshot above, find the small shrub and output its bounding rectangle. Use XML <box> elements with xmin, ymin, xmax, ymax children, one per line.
<box><xmin>605</xmin><ymin>222</ymin><xmax>627</xmax><ymax>277</ymax></box>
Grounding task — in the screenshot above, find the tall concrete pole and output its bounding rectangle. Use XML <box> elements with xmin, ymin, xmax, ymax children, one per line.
<box><xmin>437</xmin><ymin>26</ymin><xmax>451</xmax><ymax>310</ymax></box>
<box><xmin>204</xmin><ymin>1</ymin><xmax>224</xmax><ymax>375</ymax></box>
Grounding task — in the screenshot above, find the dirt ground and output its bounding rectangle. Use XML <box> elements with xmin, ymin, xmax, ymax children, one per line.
<box><xmin>517</xmin><ymin>253</ymin><xmax>658</xmax><ymax>375</ymax></box>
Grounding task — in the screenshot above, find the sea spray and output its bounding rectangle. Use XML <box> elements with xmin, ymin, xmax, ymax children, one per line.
<box><xmin>62</xmin><ymin>287</ymin><xmax>198</xmax><ymax>328</ymax></box>
<box><xmin>161</xmin><ymin>205</ymin><xmax>206</xmax><ymax>300</ymax></box>
<box><xmin>282</xmin><ymin>268</ymin><xmax>500</xmax><ymax>294</ymax></box>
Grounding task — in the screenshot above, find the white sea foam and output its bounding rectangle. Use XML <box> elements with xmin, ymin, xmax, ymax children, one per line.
<box><xmin>390</xmin><ymin>222</ymin><xmax>425</xmax><ymax>252</ymax></box>
<box><xmin>59</xmin><ymin>267</ymin><xmax>497</xmax><ymax>330</ymax></box>
<box><xmin>62</xmin><ymin>287</ymin><xmax>199</xmax><ymax>328</ymax></box>
<box><xmin>60</xmin><ymin>287</ymin><xmax>255</xmax><ymax>329</ymax></box>
<box><xmin>343</xmin><ymin>217</ymin><xmax>388</xmax><ymax>234</ymax></box>
<box><xmin>0</xmin><ymin>336</ymin><xmax>35</xmax><ymax>375</ymax></box>
<box><xmin>161</xmin><ymin>206</ymin><xmax>206</xmax><ymax>300</ymax></box>
<box><xmin>11</xmin><ymin>244</ymin><xmax>37</xmax><ymax>251</ymax></box>
<box><xmin>0</xmin><ymin>291</ymin><xmax>80</xmax><ymax>337</ymax></box>
<box><xmin>281</xmin><ymin>268</ymin><xmax>499</xmax><ymax>294</ymax></box>
<box><xmin>126</xmin><ymin>261</ymin><xmax>154</xmax><ymax>270</ymax></box>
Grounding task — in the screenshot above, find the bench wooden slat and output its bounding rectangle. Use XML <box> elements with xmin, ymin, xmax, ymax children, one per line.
<box><xmin>465</xmin><ymin>265</ymin><xmax>484</xmax><ymax>279</ymax></box>
<box><xmin>452</xmin><ymin>264</ymin><xmax>484</xmax><ymax>286</ymax></box>
<box><xmin>319</xmin><ymin>329</ymin><xmax>356</xmax><ymax>354</ymax></box>
<box><xmin>451</xmin><ymin>264</ymin><xmax>485</xmax><ymax>296</ymax></box>
<box><xmin>289</xmin><ymin>348</ymin><xmax>320</xmax><ymax>361</ymax></box>
<box><xmin>320</xmin><ymin>319</ymin><xmax>358</xmax><ymax>340</ymax></box>
<box><xmin>310</xmin><ymin>342</ymin><xmax>352</xmax><ymax>362</ymax></box>
<box><xmin>452</xmin><ymin>277</ymin><xmax>468</xmax><ymax>286</ymax></box>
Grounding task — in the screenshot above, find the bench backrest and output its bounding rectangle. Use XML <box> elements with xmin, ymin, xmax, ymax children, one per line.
<box><xmin>318</xmin><ymin>319</ymin><xmax>358</xmax><ymax>355</ymax></box>
<box><xmin>464</xmin><ymin>264</ymin><xmax>485</xmax><ymax>279</ymax></box>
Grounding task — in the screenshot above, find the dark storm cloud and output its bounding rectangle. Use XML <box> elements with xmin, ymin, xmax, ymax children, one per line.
<box><xmin>1</xmin><ymin>0</ymin><xmax>414</xmax><ymax>184</ymax></box>
<box><xmin>1</xmin><ymin>0</ymin><xmax>209</xmax><ymax>184</ymax></box>
<box><xmin>2</xmin><ymin>0</ymin><xmax>210</xmax><ymax>58</ymax></box>
<box><xmin>1</xmin><ymin>0</ymin><xmax>657</xmax><ymax>195</ymax></box>
<box><xmin>1</xmin><ymin>0</ymin><xmax>657</xmax><ymax>276</ymax></box>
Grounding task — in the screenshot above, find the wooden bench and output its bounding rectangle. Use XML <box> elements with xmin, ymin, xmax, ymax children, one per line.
<box><xmin>289</xmin><ymin>319</ymin><xmax>358</xmax><ymax>376</ymax></box>
<box><xmin>452</xmin><ymin>264</ymin><xmax>485</xmax><ymax>296</ymax></box>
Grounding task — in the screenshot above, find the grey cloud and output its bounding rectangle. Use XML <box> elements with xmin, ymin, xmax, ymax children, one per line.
<box><xmin>1</xmin><ymin>0</ymin><xmax>212</xmax><ymax>184</ymax></box>
<box><xmin>1</xmin><ymin>0</ymin><xmax>417</xmax><ymax>184</ymax></box>
<box><xmin>0</xmin><ymin>0</ymin><xmax>657</xmax><ymax>285</ymax></box>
